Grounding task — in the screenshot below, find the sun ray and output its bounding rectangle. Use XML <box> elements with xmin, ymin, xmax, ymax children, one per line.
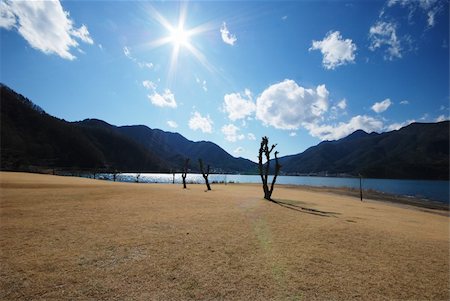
<box><xmin>146</xmin><ymin>36</ymin><xmax>173</xmax><ymax>50</ymax></box>
<box><xmin>143</xmin><ymin>3</ymin><xmax>217</xmax><ymax>86</ymax></box>
<box><xmin>147</xmin><ymin>5</ymin><xmax>174</xmax><ymax>33</ymax></box>
<box><xmin>177</xmin><ymin>2</ymin><xmax>188</xmax><ymax>32</ymax></box>
<box><xmin>184</xmin><ymin>43</ymin><xmax>216</xmax><ymax>74</ymax></box>
<box><xmin>168</xmin><ymin>44</ymin><xmax>180</xmax><ymax>86</ymax></box>
<box><xmin>185</xmin><ymin>20</ymin><xmax>217</xmax><ymax>37</ymax></box>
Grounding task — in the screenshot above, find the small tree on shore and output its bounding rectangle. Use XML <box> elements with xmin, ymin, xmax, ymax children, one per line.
<box><xmin>182</xmin><ymin>158</ymin><xmax>189</xmax><ymax>189</ymax></box>
<box><xmin>258</xmin><ymin>136</ymin><xmax>281</xmax><ymax>201</ymax></box>
<box><xmin>198</xmin><ymin>158</ymin><xmax>211</xmax><ymax>191</ymax></box>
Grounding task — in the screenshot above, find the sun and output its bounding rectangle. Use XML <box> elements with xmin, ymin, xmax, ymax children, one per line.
<box><xmin>145</xmin><ymin>3</ymin><xmax>216</xmax><ymax>83</ymax></box>
<box><xmin>170</xmin><ymin>26</ymin><xmax>190</xmax><ymax>47</ymax></box>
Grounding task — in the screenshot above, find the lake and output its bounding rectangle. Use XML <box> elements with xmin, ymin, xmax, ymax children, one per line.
<box><xmin>88</xmin><ymin>173</ymin><xmax>449</xmax><ymax>204</ymax></box>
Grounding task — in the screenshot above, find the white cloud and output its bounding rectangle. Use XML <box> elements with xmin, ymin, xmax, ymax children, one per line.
<box><xmin>371</xmin><ymin>98</ymin><xmax>392</xmax><ymax>113</ymax></box>
<box><xmin>330</xmin><ymin>99</ymin><xmax>348</xmax><ymax>120</ymax></box>
<box><xmin>142</xmin><ymin>80</ymin><xmax>177</xmax><ymax>108</ymax></box>
<box><xmin>255</xmin><ymin>79</ymin><xmax>329</xmax><ymax>130</ymax></box>
<box><xmin>372</xmin><ymin>0</ymin><xmax>443</xmax><ymax>61</ymax></box>
<box><xmin>223</xmin><ymin>90</ymin><xmax>256</xmax><ymax>121</ymax></box>
<box><xmin>124</xmin><ymin>46</ymin><xmax>153</xmax><ymax>69</ymax></box>
<box><xmin>138</xmin><ymin>62</ymin><xmax>154</xmax><ymax>69</ymax></box>
<box><xmin>386</xmin><ymin>119</ymin><xmax>416</xmax><ymax>131</ymax></box>
<box><xmin>420</xmin><ymin>113</ymin><xmax>429</xmax><ymax>120</ymax></box>
<box><xmin>304</xmin><ymin>115</ymin><xmax>384</xmax><ymax>141</ymax></box>
<box><xmin>167</xmin><ymin>120</ymin><xmax>178</xmax><ymax>128</ymax></box>
<box><xmin>310</xmin><ymin>31</ymin><xmax>357</xmax><ymax>69</ymax></box>
<box><xmin>304</xmin><ymin>114</ymin><xmax>429</xmax><ymax>140</ymax></box>
<box><xmin>196</xmin><ymin>77</ymin><xmax>207</xmax><ymax>92</ymax></box>
<box><xmin>420</xmin><ymin>1</ymin><xmax>440</xmax><ymax>26</ymax></box>
<box><xmin>435</xmin><ymin>115</ymin><xmax>448</xmax><ymax>122</ymax></box>
<box><xmin>0</xmin><ymin>1</ymin><xmax>15</xmax><ymax>29</ymax></box>
<box><xmin>282</xmin><ymin>15</ymin><xmax>288</xmax><ymax>21</ymax></box>
<box><xmin>289</xmin><ymin>132</ymin><xmax>297</xmax><ymax>137</ymax></box>
<box><xmin>189</xmin><ymin>112</ymin><xmax>213</xmax><ymax>133</ymax></box>
<box><xmin>70</xmin><ymin>24</ymin><xmax>93</xmax><ymax>45</ymax></box>
<box><xmin>0</xmin><ymin>0</ymin><xmax>93</xmax><ymax>60</ymax></box>
<box><xmin>387</xmin><ymin>0</ymin><xmax>404</xmax><ymax>6</ymax></box>
<box><xmin>369</xmin><ymin>21</ymin><xmax>402</xmax><ymax>60</ymax></box>
<box><xmin>221</xmin><ymin>124</ymin><xmax>245</xmax><ymax>142</ymax></box>
<box><xmin>388</xmin><ymin>0</ymin><xmax>442</xmax><ymax>27</ymax></box>
<box><xmin>149</xmin><ymin>90</ymin><xmax>177</xmax><ymax>108</ymax></box>
<box><xmin>233</xmin><ymin>146</ymin><xmax>244</xmax><ymax>155</ymax></box>
<box><xmin>123</xmin><ymin>46</ymin><xmax>132</xmax><ymax>58</ymax></box>
<box><xmin>220</xmin><ymin>22</ymin><xmax>237</xmax><ymax>46</ymax></box>
<box><xmin>337</xmin><ymin>99</ymin><xmax>347</xmax><ymax>110</ymax></box>
<box><xmin>142</xmin><ymin>80</ymin><xmax>157</xmax><ymax>90</ymax></box>
<box><xmin>247</xmin><ymin>133</ymin><xmax>256</xmax><ymax>140</ymax></box>
<box><xmin>427</xmin><ymin>10</ymin><xmax>436</xmax><ymax>27</ymax></box>
<box><xmin>399</xmin><ymin>100</ymin><xmax>409</xmax><ymax>105</ymax></box>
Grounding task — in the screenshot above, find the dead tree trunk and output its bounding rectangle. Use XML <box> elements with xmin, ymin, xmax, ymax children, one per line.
<box><xmin>258</xmin><ymin>136</ymin><xmax>281</xmax><ymax>201</ymax></box>
<box><xmin>198</xmin><ymin>159</ymin><xmax>211</xmax><ymax>191</ymax></box>
<box><xmin>182</xmin><ymin>159</ymin><xmax>189</xmax><ymax>189</ymax></box>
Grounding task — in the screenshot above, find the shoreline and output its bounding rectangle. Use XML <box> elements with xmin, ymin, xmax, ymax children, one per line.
<box><xmin>76</xmin><ymin>174</ymin><xmax>450</xmax><ymax>212</ymax></box>
<box><xmin>4</xmin><ymin>170</ymin><xmax>449</xmax><ymax>211</ymax></box>
<box><xmin>278</xmin><ymin>184</ymin><xmax>449</xmax><ymax>212</ymax></box>
<box><xmin>67</xmin><ymin>171</ymin><xmax>450</xmax><ymax>208</ymax></box>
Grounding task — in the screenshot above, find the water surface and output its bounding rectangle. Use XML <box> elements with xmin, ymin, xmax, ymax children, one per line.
<box><xmin>88</xmin><ymin>173</ymin><xmax>449</xmax><ymax>204</ymax></box>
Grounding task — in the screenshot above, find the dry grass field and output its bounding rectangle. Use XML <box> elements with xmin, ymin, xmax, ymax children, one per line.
<box><xmin>0</xmin><ymin>172</ymin><xmax>448</xmax><ymax>300</ymax></box>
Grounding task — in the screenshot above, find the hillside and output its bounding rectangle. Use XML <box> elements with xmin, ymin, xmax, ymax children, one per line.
<box><xmin>279</xmin><ymin>122</ymin><xmax>449</xmax><ymax>180</ymax></box>
<box><xmin>0</xmin><ymin>84</ymin><xmax>257</xmax><ymax>173</ymax></box>
<box><xmin>0</xmin><ymin>85</ymin><xmax>166</xmax><ymax>172</ymax></box>
<box><xmin>80</xmin><ymin>120</ymin><xmax>258</xmax><ymax>173</ymax></box>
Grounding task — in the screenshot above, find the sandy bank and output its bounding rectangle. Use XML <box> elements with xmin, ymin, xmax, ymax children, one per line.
<box><xmin>1</xmin><ymin>172</ymin><xmax>448</xmax><ymax>300</ymax></box>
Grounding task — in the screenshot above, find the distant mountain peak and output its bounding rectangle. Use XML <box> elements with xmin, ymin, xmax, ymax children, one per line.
<box><xmin>279</xmin><ymin>121</ymin><xmax>449</xmax><ymax>180</ymax></box>
<box><xmin>79</xmin><ymin>118</ymin><xmax>113</xmax><ymax>128</ymax></box>
<box><xmin>345</xmin><ymin>129</ymin><xmax>369</xmax><ymax>140</ymax></box>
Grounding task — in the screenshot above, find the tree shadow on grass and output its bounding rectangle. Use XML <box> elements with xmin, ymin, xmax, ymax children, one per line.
<box><xmin>270</xmin><ymin>199</ymin><xmax>341</xmax><ymax>218</ymax></box>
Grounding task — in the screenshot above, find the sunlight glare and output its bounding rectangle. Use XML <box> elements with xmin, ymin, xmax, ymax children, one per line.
<box><xmin>170</xmin><ymin>26</ymin><xmax>189</xmax><ymax>47</ymax></box>
<box><xmin>145</xmin><ymin>3</ymin><xmax>218</xmax><ymax>85</ymax></box>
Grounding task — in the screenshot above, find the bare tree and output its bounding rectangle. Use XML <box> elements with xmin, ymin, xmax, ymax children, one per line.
<box><xmin>182</xmin><ymin>158</ymin><xmax>189</xmax><ymax>189</ymax></box>
<box><xmin>198</xmin><ymin>158</ymin><xmax>211</xmax><ymax>191</ymax></box>
<box><xmin>258</xmin><ymin>136</ymin><xmax>281</xmax><ymax>201</ymax></box>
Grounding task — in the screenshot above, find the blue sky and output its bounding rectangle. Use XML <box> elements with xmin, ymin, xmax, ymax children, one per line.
<box><xmin>1</xmin><ymin>0</ymin><xmax>449</xmax><ymax>162</ymax></box>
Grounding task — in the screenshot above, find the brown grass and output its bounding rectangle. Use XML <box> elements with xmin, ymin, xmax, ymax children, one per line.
<box><xmin>1</xmin><ymin>172</ymin><xmax>448</xmax><ymax>300</ymax></box>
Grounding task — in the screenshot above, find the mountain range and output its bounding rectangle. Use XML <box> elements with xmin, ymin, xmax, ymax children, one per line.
<box><xmin>279</xmin><ymin>123</ymin><xmax>449</xmax><ymax>179</ymax></box>
<box><xmin>1</xmin><ymin>84</ymin><xmax>448</xmax><ymax>179</ymax></box>
<box><xmin>0</xmin><ymin>84</ymin><xmax>256</xmax><ymax>174</ymax></box>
